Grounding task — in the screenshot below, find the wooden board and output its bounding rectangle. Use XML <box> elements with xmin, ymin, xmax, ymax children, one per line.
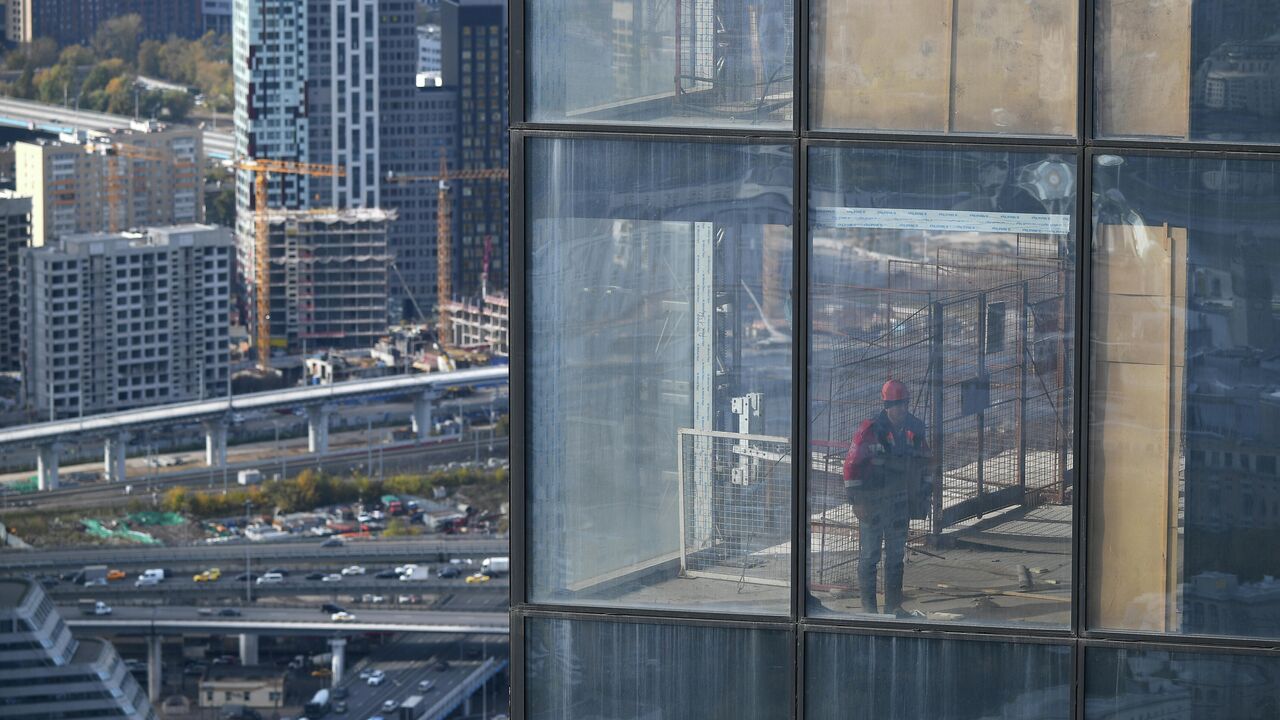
<box><xmin>951</xmin><ymin>0</ymin><xmax>1078</xmax><ymax>135</ymax></box>
<box><xmin>1095</xmin><ymin>0</ymin><xmax>1192</xmax><ymax>139</ymax></box>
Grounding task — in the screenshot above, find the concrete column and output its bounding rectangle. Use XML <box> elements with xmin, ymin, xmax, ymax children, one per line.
<box><xmin>238</xmin><ymin>634</ymin><xmax>259</xmax><ymax>666</ymax></box>
<box><xmin>307</xmin><ymin>405</ymin><xmax>331</xmax><ymax>454</ymax></box>
<box><xmin>203</xmin><ymin>419</ymin><xmax>228</xmax><ymax>467</ymax></box>
<box><xmin>411</xmin><ymin>390</ymin><xmax>440</xmax><ymax>441</ymax></box>
<box><xmin>328</xmin><ymin>637</ymin><xmax>346</xmax><ymax>687</ymax></box>
<box><xmin>103</xmin><ymin>432</ymin><xmax>128</xmax><ymax>483</ymax></box>
<box><xmin>36</xmin><ymin>443</ymin><xmax>59</xmax><ymax>491</ymax></box>
<box><xmin>147</xmin><ymin>634</ymin><xmax>162</xmax><ymax>703</ymax></box>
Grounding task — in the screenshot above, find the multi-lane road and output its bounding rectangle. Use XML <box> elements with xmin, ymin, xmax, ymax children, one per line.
<box><xmin>64</xmin><ymin>605</ymin><xmax>509</xmax><ymax>635</ymax></box>
<box><xmin>0</xmin><ymin>96</ymin><xmax>234</xmax><ymax>158</ymax></box>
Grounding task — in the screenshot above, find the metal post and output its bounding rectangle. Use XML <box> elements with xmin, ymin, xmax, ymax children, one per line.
<box><xmin>975</xmin><ymin>294</ymin><xmax>986</xmax><ymax>503</ymax></box>
<box><xmin>929</xmin><ymin>301</ymin><xmax>945</xmax><ymax>539</ymax></box>
<box><xmin>1017</xmin><ymin>281</ymin><xmax>1029</xmax><ymax>496</ymax></box>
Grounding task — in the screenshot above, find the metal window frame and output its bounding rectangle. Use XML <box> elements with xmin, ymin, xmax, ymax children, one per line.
<box><xmin>507</xmin><ymin>0</ymin><xmax>1280</xmax><ymax>718</ymax></box>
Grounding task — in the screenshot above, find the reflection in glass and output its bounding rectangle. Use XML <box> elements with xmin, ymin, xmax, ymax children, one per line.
<box><xmin>808</xmin><ymin>147</ymin><xmax>1076</xmax><ymax>626</ymax></box>
<box><xmin>810</xmin><ymin>0</ymin><xmax>1077</xmax><ymax>136</ymax></box>
<box><xmin>1090</xmin><ymin>154</ymin><xmax>1280</xmax><ymax>638</ymax></box>
<box><xmin>1097</xmin><ymin>1</ymin><xmax>1280</xmax><ymax>142</ymax></box>
<box><xmin>1085</xmin><ymin>647</ymin><xmax>1280</xmax><ymax>720</ymax></box>
<box><xmin>807</xmin><ymin>632</ymin><xmax>1072</xmax><ymax>719</ymax></box>
<box><xmin>526</xmin><ymin>617</ymin><xmax>791</xmax><ymax>720</ymax></box>
<box><xmin>527</xmin><ymin>138</ymin><xmax>794</xmax><ymax>613</ymax></box>
<box><xmin>528</xmin><ymin>0</ymin><xmax>793</xmax><ymax>128</ymax></box>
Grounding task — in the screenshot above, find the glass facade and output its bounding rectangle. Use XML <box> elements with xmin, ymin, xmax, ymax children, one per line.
<box><xmin>513</xmin><ymin>1</ymin><xmax>1280</xmax><ymax>718</ymax></box>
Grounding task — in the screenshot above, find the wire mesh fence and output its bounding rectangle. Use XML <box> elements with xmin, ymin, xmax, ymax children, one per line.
<box><xmin>810</xmin><ymin>238</ymin><xmax>1073</xmax><ymax>590</ymax></box>
<box><xmin>678</xmin><ymin>428</ymin><xmax>791</xmax><ymax>588</ymax></box>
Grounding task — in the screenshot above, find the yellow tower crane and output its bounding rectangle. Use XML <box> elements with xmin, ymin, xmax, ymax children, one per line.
<box><xmin>232</xmin><ymin>158</ymin><xmax>345</xmax><ymax>369</ymax></box>
<box><xmin>385</xmin><ymin>156</ymin><xmax>508</xmax><ymax>347</ymax></box>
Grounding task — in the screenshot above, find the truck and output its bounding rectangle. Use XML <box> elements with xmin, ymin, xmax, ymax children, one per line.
<box><xmin>481</xmin><ymin>557</ymin><xmax>509</xmax><ymax>576</ymax></box>
<box><xmin>399</xmin><ymin>566</ymin><xmax>432</xmax><ymax>581</ymax></box>
<box><xmin>82</xmin><ymin>565</ymin><xmax>108</xmax><ymax>587</ymax></box>
<box><xmin>303</xmin><ymin>688</ymin><xmax>331</xmax><ymax>716</ymax></box>
<box><xmin>382</xmin><ymin>494</ymin><xmax>404</xmax><ymax>515</ymax></box>
<box><xmin>79</xmin><ymin>600</ymin><xmax>112</xmax><ymax>615</ymax></box>
<box><xmin>139</xmin><ymin>568</ymin><xmax>165</xmax><ymax>582</ymax></box>
<box><xmin>237</xmin><ymin>469</ymin><xmax>263</xmax><ymax>486</ymax></box>
<box><xmin>399</xmin><ymin>695</ymin><xmax>426</xmax><ymax>720</ymax></box>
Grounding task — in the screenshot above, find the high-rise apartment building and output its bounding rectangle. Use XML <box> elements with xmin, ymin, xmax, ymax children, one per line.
<box><xmin>0</xmin><ymin>191</ymin><xmax>32</xmax><ymax>373</ymax></box>
<box><xmin>20</xmin><ymin>225</ymin><xmax>231</xmax><ymax>419</ymax></box>
<box><xmin>236</xmin><ymin>0</ymin><xmax>453</xmax><ymax>328</ymax></box>
<box><xmin>261</xmin><ymin>209</ymin><xmax>393</xmax><ymax>353</ymax></box>
<box><xmin>16</xmin><ymin>123</ymin><xmax>203</xmax><ymax>247</ymax></box>
<box><xmin>5</xmin><ymin>0</ymin><xmax>202</xmax><ymax>45</ymax></box>
<box><xmin>441</xmin><ymin>0</ymin><xmax>508</xmax><ymax>302</ymax></box>
<box><xmin>0</xmin><ymin>579</ymin><xmax>155</xmax><ymax>719</ymax></box>
<box><xmin>202</xmin><ymin>0</ymin><xmax>231</xmax><ymax>34</ymax></box>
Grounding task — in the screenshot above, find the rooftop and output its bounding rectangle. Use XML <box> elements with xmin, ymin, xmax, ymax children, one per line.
<box><xmin>0</xmin><ymin>578</ymin><xmax>32</xmax><ymax>608</ymax></box>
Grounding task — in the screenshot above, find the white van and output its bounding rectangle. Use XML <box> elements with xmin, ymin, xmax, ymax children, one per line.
<box><xmin>256</xmin><ymin>572</ymin><xmax>285</xmax><ymax>585</ymax></box>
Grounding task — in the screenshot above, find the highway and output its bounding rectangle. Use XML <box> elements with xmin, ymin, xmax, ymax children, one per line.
<box><xmin>0</xmin><ymin>536</ymin><xmax>507</xmax><ymax>569</ymax></box>
<box><xmin>338</xmin><ymin>635</ymin><xmax>508</xmax><ymax>720</ymax></box>
<box><xmin>3</xmin><ymin>433</ymin><xmax>508</xmax><ymax>511</ymax></box>
<box><xmin>0</xmin><ymin>96</ymin><xmax>234</xmax><ymax>158</ymax></box>
<box><xmin>62</xmin><ymin>605</ymin><xmax>509</xmax><ymax>635</ymax></box>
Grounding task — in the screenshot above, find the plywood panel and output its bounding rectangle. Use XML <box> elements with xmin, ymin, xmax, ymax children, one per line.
<box><xmin>1096</xmin><ymin>0</ymin><xmax>1192</xmax><ymax>139</ymax></box>
<box><xmin>951</xmin><ymin>0</ymin><xmax>1078</xmax><ymax>135</ymax></box>
<box><xmin>812</xmin><ymin>0</ymin><xmax>950</xmax><ymax>131</ymax></box>
<box><xmin>1093</xmin><ymin>293</ymin><xmax>1186</xmax><ymax>368</ymax></box>
<box><xmin>1095</xmin><ymin>224</ymin><xmax>1187</xmax><ymax>299</ymax></box>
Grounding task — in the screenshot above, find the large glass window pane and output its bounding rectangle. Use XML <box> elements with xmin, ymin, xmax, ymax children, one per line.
<box><xmin>528</xmin><ymin>0</ymin><xmax>794</xmax><ymax>128</ymax></box>
<box><xmin>808</xmin><ymin>146</ymin><xmax>1076</xmax><ymax>627</ymax></box>
<box><xmin>1085</xmin><ymin>646</ymin><xmax>1280</xmax><ymax>719</ymax></box>
<box><xmin>810</xmin><ymin>0</ymin><xmax>1077</xmax><ymax>136</ymax></box>
<box><xmin>807</xmin><ymin>632</ymin><xmax>1072</xmax><ymax>719</ymax></box>
<box><xmin>1096</xmin><ymin>1</ymin><xmax>1280</xmax><ymax>143</ymax></box>
<box><xmin>527</xmin><ymin>137</ymin><xmax>794</xmax><ymax>613</ymax></box>
<box><xmin>526</xmin><ymin>617</ymin><xmax>791</xmax><ymax>719</ymax></box>
<box><xmin>1089</xmin><ymin>153</ymin><xmax>1280</xmax><ymax>639</ymax></box>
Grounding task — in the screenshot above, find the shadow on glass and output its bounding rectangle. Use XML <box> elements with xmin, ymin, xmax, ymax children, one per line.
<box><xmin>1085</xmin><ymin>646</ymin><xmax>1280</xmax><ymax>720</ymax></box>
<box><xmin>807</xmin><ymin>146</ymin><xmax>1076</xmax><ymax>627</ymax></box>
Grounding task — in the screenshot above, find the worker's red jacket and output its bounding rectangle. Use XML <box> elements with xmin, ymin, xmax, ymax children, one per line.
<box><xmin>843</xmin><ymin>410</ymin><xmax>929</xmax><ymax>486</ymax></box>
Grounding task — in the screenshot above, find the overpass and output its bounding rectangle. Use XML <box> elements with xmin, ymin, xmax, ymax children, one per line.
<box><xmin>0</xmin><ymin>96</ymin><xmax>234</xmax><ymax>158</ymax></box>
<box><xmin>0</xmin><ymin>366</ymin><xmax>508</xmax><ymax>491</ymax></box>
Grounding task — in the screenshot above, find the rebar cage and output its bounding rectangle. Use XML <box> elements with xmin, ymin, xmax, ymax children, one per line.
<box><xmin>809</xmin><ymin>237</ymin><xmax>1073</xmax><ymax>590</ymax></box>
<box><xmin>677</xmin><ymin>428</ymin><xmax>792</xmax><ymax>588</ymax></box>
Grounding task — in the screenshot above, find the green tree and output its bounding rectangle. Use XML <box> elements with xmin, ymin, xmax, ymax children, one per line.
<box><xmin>34</xmin><ymin>64</ymin><xmax>77</xmax><ymax>105</ymax></box>
<box><xmin>92</xmin><ymin>14</ymin><xmax>143</xmax><ymax>63</ymax></box>
<box><xmin>58</xmin><ymin>45</ymin><xmax>95</xmax><ymax>68</ymax></box>
<box><xmin>25</xmin><ymin>38</ymin><xmax>59</xmax><ymax>69</ymax></box>
<box><xmin>137</xmin><ymin>39</ymin><xmax>162</xmax><ymax>76</ymax></box>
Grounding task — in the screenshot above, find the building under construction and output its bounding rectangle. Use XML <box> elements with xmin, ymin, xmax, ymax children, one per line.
<box><xmin>442</xmin><ymin>291</ymin><xmax>509</xmax><ymax>357</ymax></box>
<box><xmin>242</xmin><ymin>208</ymin><xmax>395</xmax><ymax>355</ymax></box>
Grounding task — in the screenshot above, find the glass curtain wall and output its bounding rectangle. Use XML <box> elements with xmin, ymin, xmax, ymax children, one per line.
<box><xmin>514</xmin><ymin>0</ymin><xmax>1280</xmax><ymax>716</ymax></box>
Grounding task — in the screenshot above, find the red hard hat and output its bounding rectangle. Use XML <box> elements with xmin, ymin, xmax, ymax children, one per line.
<box><xmin>882</xmin><ymin>380</ymin><xmax>909</xmax><ymax>402</ymax></box>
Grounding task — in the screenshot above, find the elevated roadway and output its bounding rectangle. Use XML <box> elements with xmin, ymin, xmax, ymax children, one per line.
<box><xmin>62</xmin><ymin>605</ymin><xmax>509</xmax><ymax>636</ymax></box>
<box><xmin>0</xmin><ymin>96</ymin><xmax>234</xmax><ymax>158</ymax></box>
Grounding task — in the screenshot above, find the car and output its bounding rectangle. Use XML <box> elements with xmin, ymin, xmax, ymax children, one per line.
<box><xmin>394</xmin><ymin>564</ymin><xmax>416</xmax><ymax>575</ymax></box>
<box><xmin>341</xmin><ymin>565</ymin><xmax>365</xmax><ymax>576</ymax></box>
<box><xmin>311</xmin><ymin>668</ymin><xmax>332</xmax><ymax>678</ymax></box>
<box><xmin>374</xmin><ymin>569</ymin><xmax>400</xmax><ymax>579</ymax></box>
<box><xmin>256</xmin><ymin>573</ymin><xmax>285</xmax><ymax>585</ymax></box>
<box><xmin>358</xmin><ymin>669</ymin><xmax>373</xmax><ymax>680</ymax></box>
<box><xmin>331</xmin><ymin>611</ymin><xmax>356</xmax><ymax>621</ymax></box>
<box><xmin>322</xmin><ymin>603</ymin><xmax>346</xmax><ymax>614</ymax></box>
<box><xmin>305</xmin><ymin>572</ymin><xmax>326</xmax><ymax>581</ymax></box>
<box><xmin>332</xmin><ymin>687</ymin><xmax>348</xmax><ymax>700</ymax></box>
<box><xmin>465</xmin><ymin>572</ymin><xmax>491</xmax><ymax>584</ymax></box>
<box><xmin>218</xmin><ymin>607</ymin><xmax>241</xmax><ymax>617</ymax></box>
<box><xmin>418</xmin><ymin>680</ymin><xmax>435</xmax><ymax>692</ymax></box>
<box><xmin>194</xmin><ymin>568</ymin><xmax>222</xmax><ymax>583</ymax></box>
<box><xmin>367</xmin><ymin>674</ymin><xmax>385</xmax><ymax>686</ymax></box>
<box><xmin>437</xmin><ymin>565</ymin><xmax>461</xmax><ymax>579</ymax></box>
<box><xmin>197</xmin><ymin>608</ymin><xmax>214</xmax><ymax>616</ymax></box>
<box><xmin>434</xmin><ymin>660</ymin><xmax>450</xmax><ymax>672</ymax></box>
<box><xmin>233</xmin><ymin>572</ymin><xmax>258</xmax><ymax>582</ymax></box>
<box><xmin>332</xmin><ymin>700</ymin><xmax>347</xmax><ymax>714</ymax></box>
<box><xmin>106</xmin><ymin>569</ymin><xmax>126</xmax><ymax>581</ymax></box>
<box><xmin>381</xmin><ymin>700</ymin><xmax>398</xmax><ymax>711</ymax></box>
<box><xmin>321</xmin><ymin>573</ymin><xmax>342</xmax><ymax>582</ymax></box>
<box><xmin>182</xmin><ymin>663</ymin><xmax>206</xmax><ymax>676</ymax></box>
<box><xmin>321</xmin><ymin>538</ymin><xmax>344</xmax><ymax>548</ymax></box>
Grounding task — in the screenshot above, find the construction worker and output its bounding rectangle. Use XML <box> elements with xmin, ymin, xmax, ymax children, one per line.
<box><xmin>843</xmin><ymin>379</ymin><xmax>931</xmax><ymax>616</ymax></box>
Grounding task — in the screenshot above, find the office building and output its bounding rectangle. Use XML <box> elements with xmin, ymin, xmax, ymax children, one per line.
<box><xmin>441</xmin><ymin>0</ymin><xmax>508</xmax><ymax>302</ymax></box>
<box><xmin>256</xmin><ymin>209</ymin><xmax>393</xmax><ymax>354</ymax></box>
<box><xmin>513</xmin><ymin>2</ymin><xmax>1280</xmax><ymax>718</ymax></box>
<box><xmin>16</xmin><ymin>123</ymin><xmax>203</xmax><ymax>247</ymax></box>
<box><xmin>0</xmin><ymin>579</ymin><xmax>155</xmax><ymax>719</ymax></box>
<box><xmin>5</xmin><ymin>0</ymin><xmax>202</xmax><ymax>45</ymax></box>
<box><xmin>418</xmin><ymin>23</ymin><xmax>443</xmax><ymax>85</ymax></box>
<box><xmin>20</xmin><ymin>225</ymin><xmax>231</xmax><ymax>419</ymax></box>
<box><xmin>202</xmin><ymin>0</ymin><xmax>231</xmax><ymax>34</ymax></box>
<box><xmin>0</xmin><ymin>191</ymin><xmax>31</xmax><ymax>373</ymax></box>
